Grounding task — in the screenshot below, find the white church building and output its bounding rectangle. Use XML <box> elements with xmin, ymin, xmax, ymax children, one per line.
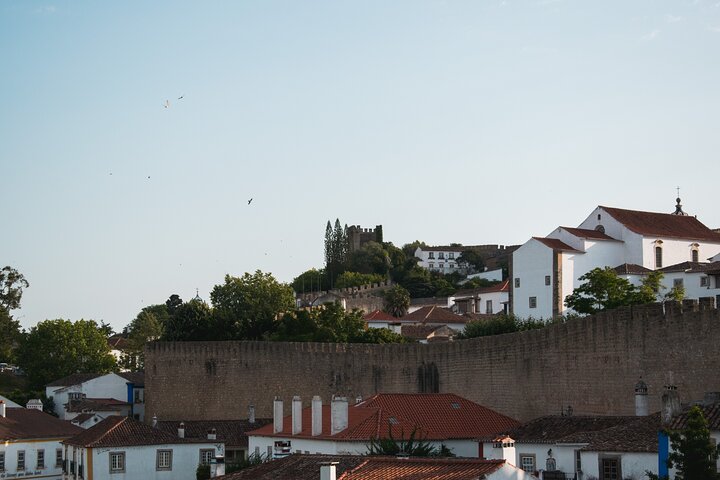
<box><xmin>511</xmin><ymin>199</ymin><xmax>720</xmax><ymax>319</ymax></box>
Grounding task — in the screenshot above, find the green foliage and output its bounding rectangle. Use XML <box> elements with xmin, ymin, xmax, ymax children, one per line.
<box><xmin>457</xmin><ymin>250</ymin><xmax>485</xmax><ymax>272</ymax></box>
<box><xmin>354</xmin><ymin>327</ymin><xmax>408</xmax><ymax>344</ymax></box>
<box><xmin>125</xmin><ymin>309</ymin><xmax>163</xmax><ymax>369</ymax></box>
<box><xmin>325</xmin><ymin>219</ymin><xmax>348</xmax><ymax>286</ymax></box>
<box><xmin>458</xmin><ymin>314</ymin><xmax>549</xmax><ymax>339</ymax></box>
<box><xmin>367</xmin><ymin>426</ymin><xmax>449</xmax><ymax>457</ymax></box>
<box><xmin>667</xmin><ymin>406</ymin><xmax>720</xmax><ymax>480</ymax></box>
<box><xmin>196</xmin><ymin>464</ymin><xmax>211</xmax><ymax>480</ymax></box>
<box><xmin>383</xmin><ymin>285</ymin><xmax>411</xmax><ymax>318</ymax></box>
<box><xmin>635</xmin><ymin>271</ymin><xmax>665</xmax><ymax>304</ymax></box>
<box><xmin>0</xmin><ymin>266</ymin><xmax>30</xmax><ymax>312</ymax></box>
<box><xmin>401</xmin><ymin>241</ymin><xmax>428</xmax><ymax>258</ymax></box>
<box><xmin>226</xmin><ymin>453</ymin><xmax>269</xmax><ymax>474</ymax></box>
<box><xmin>346</xmin><ymin>241</ymin><xmax>391</xmax><ymax>276</ymax></box>
<box><xmin>335</xmin><ymin>271</ymin><xmax>385</xmax><ymax>289</ymax></box>
<box><xmin>210</xmin><ymin>271</ymin><xmax>295</xmax><ymax>340</ymax></box>
<box><xmin>314</xmin><ymin>303</ymin><xmax>366</xmax><ymax>343</ymax></box>
<box><xmin>292</xmin><ymin>268</ymin><xmax>328</xmax><ymax>293</ymax></box>
<box><xmin>0</xmin><ymin>308</ymin><xmax>23</xmax><ymax>362</ymax></box>
<box><xmin>665</xmin><ymin>285</ymin><xmax>685</xmax><ymax>302</ymax></box>
<box><xmin>564</xmin><ymin>267</ymin><xmax>654</xmax><ymax>315</ymax></box>
<box><xmin>162</xmin><ymin>299</ymin><xmax>213</xmax><ymax>341</ymax></box>
<box><xmin>461</xmin><ymin>278</ymin><xmax>501</xmax><ymax>290</ymax></box>
<box><xmin>17</xmin><ymin>319</ymin><xmax>116</xmax><ymax>389</ymax></box>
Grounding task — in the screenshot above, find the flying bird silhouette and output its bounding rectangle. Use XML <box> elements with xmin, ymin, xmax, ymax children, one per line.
<box><xmin>178</xmin><ymin>95</ymin><xmax>184</xmax><ymax>100</ymax></box>
<box><xmin>163</xmin><ymin>100</ymin><xmax>170</xmax><ymax>108</ymax></box>
<box><xmin>248</xmin><ymin>198</ymin><xmax>253</xmax><ymax>205</ymax></box>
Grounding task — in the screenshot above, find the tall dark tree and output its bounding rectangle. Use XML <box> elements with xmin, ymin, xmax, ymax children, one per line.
<box><xmin>324</xmin><ymin>221</ymin><xmax>333</xmax><ymax>269</ymax></box>
<box><xmin>0</xmin><ymin>308</ymin><xmax>23</xmax><ymax>362</ymax></box>
<box><xmin>162</xmin><ymin>298</ymin><xmax>213</xmax><ymax>341</ymax></box>
<box><xmin>667</xmin><ymin>406</ymin><xmax>720</xmax><ymax>480</ymax></box>
<box><xmin>0</xmin><ymin>266</ymin><xmax>29</xmax><ymax>312</ymax></box>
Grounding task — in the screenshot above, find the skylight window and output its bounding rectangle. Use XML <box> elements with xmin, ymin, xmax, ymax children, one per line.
<box><xmin>451</xmin><ymin>402</ymin><xmax>460</xmax><ymax>409</ymax></box>
<box><xmin>388</xmin><ymin>417</ymin><xmax>399</xmax><ymax>425</ymax></box>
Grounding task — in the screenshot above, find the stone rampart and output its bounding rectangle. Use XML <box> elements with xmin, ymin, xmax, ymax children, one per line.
<box><xmin>145</xmin><ymin>302</ymin><xmax>720</xmax><ymax>422</ymax></box>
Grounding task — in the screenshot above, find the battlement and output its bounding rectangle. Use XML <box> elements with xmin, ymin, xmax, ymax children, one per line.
<box><xmin>296</xmin><ymin>280</ymin><xmax>393</xmax><ymax>302</ymax></box>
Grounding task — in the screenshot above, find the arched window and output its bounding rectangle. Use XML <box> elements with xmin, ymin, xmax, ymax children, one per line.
<box><xmin>655</xmin><ymin>246</ymin><xmax>663</xmax><ymax>268</ymax></box>
<box><xmin>691</xmin><ymin>243</ymin><xmax>699</xmax><ymax>263</ymax></box>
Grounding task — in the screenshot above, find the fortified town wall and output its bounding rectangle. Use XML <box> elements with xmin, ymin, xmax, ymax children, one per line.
<box><xmin>145</xmin><ymin>300</ymin><xmax>720</xmax><ymax>422</ymax></box>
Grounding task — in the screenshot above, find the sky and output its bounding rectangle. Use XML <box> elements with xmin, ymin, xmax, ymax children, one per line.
<box><xmin>2</xmin><ymin>0</ymin><xmax>720</xmax><ymax>333</ymax></box>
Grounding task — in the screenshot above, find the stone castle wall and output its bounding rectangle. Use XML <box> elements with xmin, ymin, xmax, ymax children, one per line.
<box><xmin>145</xmin><ymin>301</ymin><xmax>720</xmax><ymax>422</ymax></box>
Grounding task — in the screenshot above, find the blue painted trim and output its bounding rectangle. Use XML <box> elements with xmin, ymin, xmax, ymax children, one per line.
<box><xmin>658</xmin><ymin>430</ymin><xmax>669</xmax><ymax>478</ymax></box>
<box><xmin>127</xmin><ymin>382</ymin><xmax>134</xmax><ymax>417</ymax></box>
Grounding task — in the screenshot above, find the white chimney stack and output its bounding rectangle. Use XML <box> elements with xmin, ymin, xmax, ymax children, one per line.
<box><xmin>208</xmin><ymin>428</ymin><xmax>217</xmax><ymax>440</ymax></box>
<box><xmin>178</xmin><ymin>422</ymin><xmax>185</xmax><ymax>438</ymax></box>
<box><xmin>152</xmin><ymin>414</ymin><xmax>157</xmax><ymax>427</ymax></box>
<box><xmin>661</xmin><ymin>385</ymin><xmax>681</xmax><ymax>426</ymax></box>
<box><xmin>320</xmin><ymin>461</ymin><xmax>339</xmax><ymax>480</ymax></box>
<box><xmin>273</xmin><ymin>397</ymin><xmax>284</xmax><ymax>434</ymax></box>
<box><xmin>331</xmin><ymin>396</ymin><xmax>348</xmax><ymax>435</ymax></box>
<box><xmin>0</xmin><ymin>401</ymin><xmax>5</xmax><ymax>418</ymax></box>
<box><xmin>248</xmin><ymin>404</ymin><xmax>256</xmax><ymax>424</ymax></box>
<box><xmin>292</xmin><ymin>396</ymin><xmax>303</xmax><ymax>435</ymax></box>
<box><xmin>26</xmin><ymin>399</ymin><xmax>43</xmax><ymax>411</ymax></box>
<box><xmin>312</xmin><ymin>395</ymin><xmax>323</xmax><ymax>436</ymax></box>
<box><xmin>635</xmin><ymin>378</ymin><xmax>649</xmax><ymax>416</ymax></box>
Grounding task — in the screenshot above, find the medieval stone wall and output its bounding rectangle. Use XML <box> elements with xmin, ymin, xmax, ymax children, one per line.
<box><xmin>145</xmin><ymin>301</ymin><xmax>720</xmax><ymax>422</ymax></box>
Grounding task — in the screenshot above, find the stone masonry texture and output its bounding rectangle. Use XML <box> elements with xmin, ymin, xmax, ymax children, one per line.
<box><xmin>145</xmin><ymin>302</ymin><xmax>720</xmax><ymax>422</ymax></box>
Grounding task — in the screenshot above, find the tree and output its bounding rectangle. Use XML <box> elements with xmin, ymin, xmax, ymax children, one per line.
<box><xmin>165</xmin><ymin>294</ymin><xmax>183</xmax><ymax>316</ymax></box>
<box><xmin>666</xmin><ymin>406</ymin><xmax>720</xmax><ymax>480</ymax></box>
<box><xmin>0</xmin><ymin>308</ymin><xmax>23</xmax><ymax>362</ymax></box>
<box><xmin>367</xmin><ymin>426</ymin><xmax>446</xmax><ymax>457</ymax></box>
<box><xmin>0</xmin><ymin>266</ymin><xmax>29</xmax><ymax>312</ymax></box>
<box><xmin>335</xmin><ymin>271</ymin><xmax>385</xmax><ymax>289</ymax></box>
<box><xmin>125</xmin><ymin>310</ymin><xmax>163</xmax><ymax>369</ymax></box>
<box><xmin>457</xmin><ymin>249</ymin><xmax>485</xmax><ymax>272</ymax></box>
<box><xmin>383</xmin><ymin>285</ymin><xmax>410</xmax><ymax>318</ymax></box>
<box><xmin>210</xmin><ymin>271</ymin><xmax>295</xmax><ymax>340</ymax></box>
<box><xmin>292</xmin><ymin>268</ymin><xmax>327</xmax><ymax>293</ymax></box>
<box><xmin>635</xmin><ymin>271</ymin><xmax>665</xmax><ymax>304</ymax></box>
<box><xmin>564</xmin><ymin>267</ymin><xmax>639</xmax><ymax>315</ymax></box>
<box><xmin>314</xmin><ymin>302</ymin><xmax>366</xmax><ymax>343</ymax></box>
<box><xmin>346</xmin><ymin>241</ymin><xmax>391</xmax><ymax>276</ymax></box>
<box><xmin>17</xmin><ymin>319</ymin><xmax>116</xmax><ymax>389</ymax></box>
<box><xmin>162</xmin><ymin>298</ymin><xmax>213</xmax><ymax>341</ymax></box>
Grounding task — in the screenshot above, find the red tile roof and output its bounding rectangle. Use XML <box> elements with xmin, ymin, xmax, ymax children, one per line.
<box><xmin>363</xmin><ymin>310</ymin><xmax>397</xmax><ymax>321</ymax></box>
<box><xmin>46</xmin><ymin>373</ymin><xmax>104</xmax><ymax>387</ymax></box>
<box><xmin>660</xmin><ymin>261</ymin><xmax>720</xmax><ymax>274</ymax></box>
<box><xmin>216</xmin><ymin>454</ymin><xmax>368</xmax><ymax>480</ymax></box>
<box><xmin>497</xmin><ymin>415</ymin><xmax>640</xmax><ymax>444</ymax></box>
<box><xmin>600</xmin><ymin>206</ymin><xmax>720</xmax><ymax>242</ymax></box>
<box><xmin>156</xmin><ymin>419</ymin><xmax>273</xmax><ymax>448</ymax></box>
<box><xmin>66</xmin><ymin>397</ymin><xmax>130</xmax><ymax>413</ymax></box>
<box><xmin>532</xmin><ymin>237</ymin><xmax>583</xmax><ymax>252</ymax></box>
<box><xmin>248</xmin><ymin>394</ymin><xmax>519</xmax><ymax>442</ymax></box>
<box><xmin>1</xmin><ymin>407</ymin><xmax>82</xmax><ymax>441</ymax></box>
<box><xmin>613</xmin><ymin>263</ymin><xmax>652</xmax><ymax>275</ymax></box>
<box><xmin>581</xmin><ymin>413</ymin><xmax>660</xmax><ymax>453</ymax></box>
<box><xmin>561</xmin><ymin>227</ymin><xmax>620</xmax><ymax>241</ymax></box>
<box><xmin>339</xmin><ymin>457</ymin><xmax>506</xmax><ymax>480</ymax></box>
<box><xmin>400</xmin><ymin>306</ymin><xmax>468</xmax><ymax>324</ymax></box>
<box><xmin>669</xmin><ymin>402</ymin><xmax>720</xmax><ymax>430</ymax></box>
<box><xmin>64</xmin><ymin>415</ymin><xmax>213</xmax><ymax>447</ymax></box>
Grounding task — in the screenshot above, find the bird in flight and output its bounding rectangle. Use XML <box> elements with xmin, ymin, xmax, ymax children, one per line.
<box><xmin>248</xmin><ymin>198</ymin><xmax>253</xmax><ymax>205</ymax></box>
<box><xmin>178</xmin><ymin>95</ymin><xmax>184</xmax><ymax>100</ymax></box>
<box><xmin>164</xmin><ymin>100</ymin><xmax>170</xmax><ymax>108</ymax></box>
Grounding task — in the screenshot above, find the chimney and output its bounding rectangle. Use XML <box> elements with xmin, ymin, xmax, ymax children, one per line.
<box><xmin>661</xmin><ymin>385</ymin><xmax>681</xmax><ymax>426</ymax></box>
<box><xmin>248</xmin><ymin>404</ymin><xmax>256</xmax><ymax>424</ymax></box>
<box><xmin>26</xmin><ymin>399</ymin><xmax>43</xmax><ymax>411</ymax></box>
<box><xmin>207</xmin><ymin>428</ymin><xmax>217</xmax><ymax>440</ymax></box>
<box><xmin>0</xmin><ymin>400</ymin><xmax>5</xmax><ymax>418</ymax></box>
<box><xmin>491</xmin><ymin>435</ymin><xmax>516</xmax><ymax>463</ymax></box>
<box><xmin>330</xmin><ymin>396</ymin><xmax>348</xmax><ymax>435</ymax></box>
<box><xmin>273</xmin><ymin>397</ymin><xmax>284</xmax><ymax>434</ymax></box>
<box><xmin>312</xmin><ymin>395</ymin><xmax>322</xmax><ymax>436</ymax></box>
<box><xmin>635</xmin><ymin>378</ymin><xmax>649</xmax><ymax>416</ymax></box>
<box><xmin>292</xmin><ymin>396</ymin><xmax>303</xmax><ymax>435</ymax></box>
<box><xmin>355</xmin><ymin>395</ymin><xmax>363</xmax><ymax>405</ymax></box>
<box><xmin>320</xmin><ymin>461</ymin><xmax>339</xmax><ymax>480</ymax></box>
<box><xmin>178</xmin><ymin>422</ymin><xmax>185</xmax><ymax>438</ymax></box>
<box><xmin>152</xmin><ymin>414</ymin><xmax>158</xmax><ymax>427</ymax></box>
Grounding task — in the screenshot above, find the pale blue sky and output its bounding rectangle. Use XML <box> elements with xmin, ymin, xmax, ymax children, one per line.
<box><xmin>2</xmin><ymin>0</ymin><xmax>720</xmax><ymax>332</ymax></box>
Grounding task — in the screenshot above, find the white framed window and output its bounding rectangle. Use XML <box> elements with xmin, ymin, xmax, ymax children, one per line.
<box><xmin>449</xmin><ymin>253</ymin><xmax>455</xmax><ymax>259</ymax></box>
<box><xmin>439</xmin><ymin>252</ymin><xmax>445</xmax><ymax>259</ymax></box>
<box><xmin>655</xmin><ymin>245</ymin><xmax>663</xmax><ymax>268</ymax></box>
<box><xmin>486</xmin><ymin>300</ymin><xmax>493</xmax><ymax>314</ymax></box>
<box><xmin>109</xmin><ymin>452</ymin><xmax>125</xmax><ymax>473</ymax></box>
<box><xmin>439</xmin><ymin>263</ymin><xmax>444</xmax><ymax>269</ymax></box>
<box><xmin>17</xmin><ymin>451</ymin><xmax>25</xmax><ymax>471</ymax></box>
<box><xmin>673</xmin><ymin>278</ymin><xmax>684</xmax><ymax>288</ymax></box>
<box><xmin>520</xmin><ymin>454</ymin><xmax>535</xmax><ymax>473</ymax></box>
<box><xmin>701</xmin><ymin>276</ymin><xmax>709</xmax><ymax>287</ymax></box>
<box><xmin>515</xmin><ymin>278</ymin><xmax>520</xmax><ymax>288</ymax></box>
<box><xmin>37</xmin><ymin>449</ymin><xmax>45</xmax><ymax>469</ymax></box>
<box><xmin>429</xmin><ymin>263</ymin><xmax>434</xmax><ymax>269</ymax></box>
<box><xmin>156</xmin><ymin>450</ymin><xmax>172</xmax><ymax>471</ymax></box>
<box><xmin>529</xmin><ymin>297</ymin><xmax>537</xmax><ymax>309</ymax></box>
<box><xmin>56</xmin><ymin>449</ymin><xmax>63</xmax><ymax>468</ymax></box>
<box><xmin>545</xmin><ymin>275</ymin><xmax>551</xmax><ymax>286</ymax></box>
<box><xmin>428</xmin><ymin>252</ymin><xmax>435</xmax><ymax>259</ymax></box>
<box><xmin>200</xmin><ymin>449</ymin><xmax>215</xmax><ymax>465</ymax></box>
<box><xmin>575</xmin><ymin>449</ymin><xmax>581</xmax><ymax>472</ymax></box>
<box><xmin>0</xmin><ymin>452</ymin><xmax>5</xmax><ymax>471</ymax></box>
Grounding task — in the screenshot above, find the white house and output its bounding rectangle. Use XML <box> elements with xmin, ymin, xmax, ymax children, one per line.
<box><xmin>1</xmin><ymin>400</ymin><xmax>82</xmax><ymax>480</ymax></box>
<box><xmin>63</xmin><ymin>416</ymin><xmax>224</xmax><ymax>480</ymax></box>
<box><xmin>247</xmin><ymin>393</ymin><xmax>519</xmax><ymax>459</ymax></box>
<box><xmin>414</xmin><ymin>246</ymin><xmax>467</xmax><ymax>274</ymax></box>
<box><xmin>46</xmin><ymin>372</ymin><xmax>145</xmax><ymax>421</ymax></box>
<box><xmin>398</xmin><ymin>305</ymin><xmax>469</xmax><ymax>332</ymax></box>
<box><xmin>450</xmin><ymin>280</ymin><xmax>510</xmax><ymax>315</ymax></box>
<box><xmin>511</xmin><ymin>201</ymin><xmax>720</xmax><ymax>319</ymax></box>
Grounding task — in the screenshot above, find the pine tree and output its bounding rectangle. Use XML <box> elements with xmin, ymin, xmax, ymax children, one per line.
<box><xmin>324</xmin><ymin>221</ymin><xmax>333</xmax><ymax>269</ymax></box>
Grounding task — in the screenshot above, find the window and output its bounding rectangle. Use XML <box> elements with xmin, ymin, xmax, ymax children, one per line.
<box><xmin>429</xmin><ymin>263</ymin><xmax>434</xmax><ymax>269</ymax></box>
<box><xmin>134</xmin><ymin>389</ymin><xmax>142</xmax><ymax>403</ymax></box>
<box><xmin>156</xmin><ymin>450</ymin><xmax>172</xmax><ymax>471</ymax></box>
<box><xmin>701</xmin><ymin>276</ymin><xmax>709</xmax><ymax>287</ymax></box>
<box><xmin>200</xmin><ymin>449</ymin><xmax>215</xmax><ymax>465</ymax></box>
<box><xmin>439</xmin><ymin>252</ymin><xmax>445</xmax><ymax>259</ymax></box>
<box><xmin>0</xmin><ymin>452</ymin><xmax>4</xmax><ymax>471</ymax></box>
<box><xmin>575</xmin><ymin>449</ymin><xmax>582</xmax><ymax>472</ymax></box>
<box><xmin>673</xmin><ymin>278</ymin><xmax>684</xmax><ymax>288</ymax></box>
<box><xmin>69</xmin><ymin>392</ymin><xmax>83</xmax><ymax>400</ymax></box>
<box><xmin>37</xmin><ymin>449</ymin><xmax>45</xmax><ymax>469</ymax></box>
<box><xmin>56</xmin><ymin>449</ymin><xmax>63</xmax><ymax>468</ymax></box>
<box><xmin>17</xmin><ymin>451</ymin><xmax>25</xmax><ymax>471</ymax></box>
<box><xmin>439</xmin><ymin>263</ymin><xmax>444</xmax><ymax>269</ymax></box>
<box><xmin>520</xmin><ymin>454</ymin><xmax>535</xmax><ymax>473</ymax></box>
<box><xmin>109</xmin><ymin>452</ymin><xmax>125</xmax><ymax>473</ymax></box>
<box><xmin>545</xmin><ymin>275</ymin><xmax>551</xmax><ymax>286</ymax></box>
<box><xmin>655</xmin><ymin>245</ymin><xmax>663</xmax><ymax>268</ymax></box>
<box><xmin>515</xmin><ymin>278</ymin><xmax>520</xmax><ymax>288</ymax></box>
<box><xmin>692</xmin><ymin>249</ymin><xmax>699</xmax><ymax>263</ymax></box>
<box><xmin>449</xmin><ymin>253</ymin><xmax>454</xmax><ymax>259</ymax></box>
<box><xmin>529</xmin><ymin>297</ymin><xmax>537</xmax><ymax>309</ymax></box>
<box><xmin>486</xmin><ymin>300</ymin><xmax>493</xmax><ymax>314</ymax></box>
<box><xmin>428</xmin><ymin>252</ymin><xmax>434</xmax><ymax>259</ymax></box>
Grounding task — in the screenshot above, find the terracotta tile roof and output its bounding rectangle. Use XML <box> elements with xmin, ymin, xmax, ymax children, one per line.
<box><xmin>561</xmin><ymin>227</ymin><xmax>621</xmax><ymax>241</ymax></box>
<box><xmin>600</xmin><ymin>206</ymin><xmax>720</xmax><ymax>242</ymax></box>
<box><xmin>613</xmin><ymin>263</ymin><xmax>652</xmax><ymax>275</ymax></box>
<box><xmin>1</xmin><ymin>407</ymin><xmax>82</xmax><ymax>441</ymax></box>
<box><xmin>46</xmin><ymin>373</ymin><xmax>104</xmax><ymax>387</ymax></box>
<box><xmin>340</xmin><ymin>457</ymin><xmax>506</xmax><ymax>480</ymax></box>
<box><xmin>118</xmin><ymin>371</ymin><xmax>145</xmax><ymax>385</ymax></box>
<box><xmin>532</xmin><ymin>237</ymin><xmax>583</xmax><ymax>253</ymax></box>
<box><xmin>581</xmin><ymin>413</ymin><xmax>660</xmax><ymax>453</ymax></box>
<box><xmin>499</xmin><ymin>415</ymin><xmax>637</xmax><ymax>444</ymax></box>
<box><xmin>660</xmin><ymin>261</ymin><xmax>720</xmax><ymax>274</ymax></box>
<box><xmin>453</xmin><ymin>280</ymin><xmax>509</xmax><ymax>298</ymax></box>
<box><xmin>156</xmin><ymin>419</ymin><xmax>272</xmax><ymax>448</ymax></box>
<box><xmin>669</xmin><ymin>402</ymin><xmax>720</xmax><ymax>430</ymax></box>
<box><xmin>248</xmin><ymin>394</ymin><xmax>518</xmax><ymax>442</ymax></box>
<box><xmin>363</xmin><ymin>310</ymin><xmax>397</xmax><ymax>321</ymax></box>
<box><xmin>65</xmin><ymin>415</ymin><xmax>213</xmax><ymax>447</ymax></box>
<box><xmin>108</xmin><ymin>334</ymin><xmax>130</xmax><ymax>349</ymax></box>
<box><xmin>400</xmin><ymin>306</ymin><xmax>468</xmax><ymax>325</ymax></box>
<box><xmin>217</xmin><ymin>454</ymin><xmax>367</xmax><ymax>480</ymax></box>
<box><xmin>400</xmin><ymin>324</ymin><xmax>445</xmax><ymax>340</ymax></box>
<box><xmin>66</xmin><ymin>397</ymin><xmax>129</xmax><ymax>413</ymax></box>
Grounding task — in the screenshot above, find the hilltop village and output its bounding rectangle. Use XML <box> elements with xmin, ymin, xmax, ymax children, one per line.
<box><xmin>2</xmin><ymin>198</ymin><xmax>720</xmax><ymax>480</ymax></box>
